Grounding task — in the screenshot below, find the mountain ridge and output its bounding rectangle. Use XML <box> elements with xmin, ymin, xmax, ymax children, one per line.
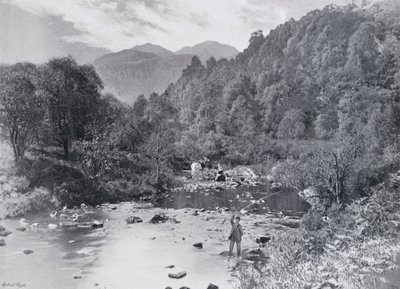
<box><xmin>93</xmin><ymin>40</ymin><xmax>240</xmax><ymax>102</ymax></box>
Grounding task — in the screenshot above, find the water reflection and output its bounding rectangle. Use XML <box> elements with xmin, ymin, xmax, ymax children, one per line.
<box><xmin>160</xmin><ymin>184</ymin><xmax>310</xmax><ymax>216</ymax></box>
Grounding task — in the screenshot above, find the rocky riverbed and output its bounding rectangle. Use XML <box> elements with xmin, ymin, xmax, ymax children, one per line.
<box><xmin>0</xmin><ymin>201</ymin><xmax>303</xmax><ymax>289</ymax></box>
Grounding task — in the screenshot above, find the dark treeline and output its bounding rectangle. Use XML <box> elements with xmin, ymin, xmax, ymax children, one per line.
<box><xmin>1</xmin><ymin>1</ymin><xmax>400</xmax><ymax>208</ymax></box>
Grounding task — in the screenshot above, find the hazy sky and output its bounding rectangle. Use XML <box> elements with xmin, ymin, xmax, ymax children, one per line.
<box><xmin>0</xmin><ymin>0</ymin><xmax>355</xmax><ymax>63</ymax></box>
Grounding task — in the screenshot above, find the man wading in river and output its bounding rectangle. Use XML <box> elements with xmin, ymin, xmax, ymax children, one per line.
<box><xmin>228</xmin><ymin>214</ymin><xmax>243</xmax><ymax>257</ymax></box>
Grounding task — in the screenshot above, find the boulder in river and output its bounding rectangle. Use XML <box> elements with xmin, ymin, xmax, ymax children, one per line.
<box><xmin>91</xmin><ymin>221</ymin><xmax>104</xmax><ymax>229</ymax></box>
<box><xmin>165</xmin><ymin>265</ymin><xmax>175</xmax><ymax>269</ymax></box>
<box><xmin>23</xmin><ymin>249</ymin><xmax>34</xmax><ymax>255</ymax></box>
<box><xmin>215</xmin><ymin>171</ymin><xmax>226</xmax><ymax>182</ymax></box>
<box><xmin>168</xmin><ymin>271</ymin><xmax>187</xmax><ymax>279</ymax></box>
<box><xmin>48</xmin><ymin>223</ymin><xmax>58</xmax><ymax>230</ymax></box>
<box><xmin>0</xmin><ymin>239</ymin><xmax>6</xmax><ymax>247</ymax></box>
<box><xmin>193</xmin><ymin>242</ymin><xmax>203</xmax><ymax>249</ymax></box>
<box><xmin>150</xmin><ymin>213</ymin><xmax>169</xmax><ymax>224</ymax></box>
<box><xmin>0</xmin><ymin>230</ymin><xmax>12</xmax><ymax>237</ymax></box>
<box><xmin>180</xmin><ymin>287</ymin><xmax>190</xmax><ymax>289</ymax></box>
<box><xmin>0</xmin><ymin>225</ymin><xmax>5</xmax><ymax>231</ymax></box>
<box><xmin>207</xmin><ymin>284</ymin><xmax>219</xmax><ymax>289</ymax></box>
<box><xmin>126</xmin><ymin>216</ymin><xmax>143</xmax><ymax>224</ymax></box>
<box><xmin>16</xmin><ymin>227</ymin><xmax>27</xmax><ymax>232</ymax></box>
<box><xmin>256</xmin><ymin>236</ymin><xmax>271</xmax><ymax>245</ymax></box>
<box><xmin>165</xmin><ymin>287</ymin><xmax>172</xmax><ymax>289</ymax></box>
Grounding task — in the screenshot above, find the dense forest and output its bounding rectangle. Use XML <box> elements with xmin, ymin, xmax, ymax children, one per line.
<box><xmin>1</xmin><ymin>1</ymin><xmax>400</xmax><ymax>208</ymax></box>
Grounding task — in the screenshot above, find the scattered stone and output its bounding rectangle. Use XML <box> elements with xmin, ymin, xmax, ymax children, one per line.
<box><xmin>0</xmin><ymin>230</ymin><xmax>12</xmax><ymax>237</ymax></box>
<box><xmin>73</xmin><ymin>275</ymin><xmax>82</xmax><ymax>279</ymax></box>
<box><xmin>207</xmin><ymin>284</ymin><xmax>219</xmax><ymax>289</ymax></box>
<box><xmin>193</xmin><ymin>242</ymin><xmax>203</xmax><ymax>249</ymax></box>
<box><xmin>165</xmin><ymin>265</ymin><xmax>175</xmax><ymax>269</ymax></box>
<box><xmin>245</xmin><ymin>249</ymin><xmax>269</xmax><ymax>262</ymax></box>
<box><xmin>16</xmin><ymin>227</ymin><xmax>27</xmax><ymax>232</ymax></box>
<box><xmin>23</xmin><ymin>249</ymin><xmax>34</xmax><ymax>255</ymax></box>
<box><xmin>61</xmin><ymin>222</ymin><xmax>78</xmax><ymax>229</ymax></box>
<box><xmin>165</xmin><ymin>287</ymin><xmax>172</xmax><ymax>289</ymax></box>
<box><xmin>151</xmin><ymin>237</ymin><xmax>156</xmax><ymax>240</ymax></box>
<box><xmin>150</xmin><ymin>213</ymin><xmax>169</xmax><ymax>224</ymax></box>
<box><xmin>0</xmin><ymin>239</ymin><xmax>6</xmax><ymax>247</ymax></box>
<box><xmin>169</xmin><ymin>217</ymin><xmax>181</xmax><ymax>224</ymax></box>
<box><xmin>126</xmin><ymin>216</ymin><xmax>143</xmax><ymax>224</ymax></box>
<box><xmin>192</xmin><ymin>210</ymin><xmax>199</xmax><ymax>216</ymax></box>
<box><xmin>92</xmin><ymin>221</ymin><xmax>104</xmax><ymax>229</ymax></box>
<box><xmin>48</xmin><ymin>224</ymin><xmax>58</xmax><ymax>230</ymax></box>
<box><xmin>111</xmin><ymin>206</ymin><xmax>117</xmax><ymax>210</ymax></box>
<box><xmin>256</xmin><ymin>236</ymin><xmax>271</xmax><ymax>245</ymax></box>
<box><xmin>219</xmin><ymin>251</ymin><xmax>230</xmax><ymax>257</ymax></box>
<box><xmin>182</xmin><ymin>237</ymin><xmax>186</xmax><ymax>241</ymax></box>
<box><xmin>200</xmin><ymin>208</ymin><xmax>206</xmax><ymax>212</ymax></box>
<box><xmin>180</xmin><ymin>287</ymin><xmax>190</xmax><ymax>289</ymax></box>
<box><xmin>168</xmin><ymin>271</ymin><xmax>187</xmax><ymax>279</ymax></box>
<box><xmin>215</xmin><ymin>171</ymin><xmax>226</xmax><ymax>182</ymax></box>
<box><xmin>0</xmin><ymin>225</ymin><xmax>5</xmax><ymax>231</ymax></box>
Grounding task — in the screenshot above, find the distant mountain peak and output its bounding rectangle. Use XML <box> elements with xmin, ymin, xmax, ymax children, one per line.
<box><xmin>129</xmin><ymin>43</ymin><xmax>174</xmax><ymax>58</ymax></box>
<box><xmin>175</xmin><ymin>41</ymin><xmax>239</xmax><ymax>63</ymax></box>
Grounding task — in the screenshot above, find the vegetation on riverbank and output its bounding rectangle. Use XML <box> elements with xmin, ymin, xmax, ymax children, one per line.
<box><xmin>236</xmin><ymin>179</ymin><xmax>400</xmax><ymax>289</ymax></box>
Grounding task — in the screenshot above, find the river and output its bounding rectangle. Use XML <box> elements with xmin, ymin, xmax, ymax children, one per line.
<box><xmin>0</xmin><ymin>185</ymin><xmax>309</xmax><ymax>289</ymax></box>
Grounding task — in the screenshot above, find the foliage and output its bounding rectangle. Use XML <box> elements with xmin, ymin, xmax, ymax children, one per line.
<box><xmin>236</xmin><ymin>184</ymin><xmax>400</xmax><ymax>289</ymax></box>
<box><xmin>0</xmin><ymin>63</ymin><xmax>45</xmax><ymax>160</ymax></box>
<box><xmin>39</xmin><ymin>57</ymin><xmax>104</xmax><ymax>160</ymax></box>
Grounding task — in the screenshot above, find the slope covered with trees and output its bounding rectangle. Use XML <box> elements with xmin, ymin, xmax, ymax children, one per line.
<box><xmin>154</xmin><ymin>1</ymin><xmax>400</xmax><ymax>199</ymax></box>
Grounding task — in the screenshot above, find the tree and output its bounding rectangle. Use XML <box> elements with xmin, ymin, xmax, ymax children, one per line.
<box><xmin>277</xmin><ymin>109</ymin><xmax>306</xmax><ymax>139</ymax></box>
<box><xmin>39</xmin><ymin>57</ymin><xmax>103</xmax><ymax>160</ymax></box>
<box><xmin>0</xmin><ymin>64</ymin><xmax>44</xmax><ymax>161</ymax></box>
<box><xmin>142</xmin><ymin>92</ymin><xmax>178</xmax><ymax>185</ymax></box>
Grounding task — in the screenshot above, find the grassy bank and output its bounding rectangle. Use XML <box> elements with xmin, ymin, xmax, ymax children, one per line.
<box><xmin>236</xmin><ymin>185</ymin><xmax>400</xmax><ymax>289</ymax></box>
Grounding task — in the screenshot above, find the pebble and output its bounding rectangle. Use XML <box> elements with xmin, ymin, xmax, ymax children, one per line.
<box><xmin>0</xmin><ymin>230</ymin><xmax>12</xmax><ymax>237</ymax></box>
<box><xmin>23</xmin><ymin>249</ymin><xmax>34</xmax><ymax>255</ymax></box>
<box><xmin>168</xmin><ymin>271</ymin><xmax>187</xmax><ymax>279</ymax></box>
<box><xmin>193</xmin><ymin>242</ymin><xmax>203</xmax><ymax>249</ymax></box>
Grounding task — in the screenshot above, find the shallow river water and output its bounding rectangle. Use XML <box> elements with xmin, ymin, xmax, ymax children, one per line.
<box><xmin>0</xmin><ymin>185</ymin><xmax>308</xmax><ymax>289</ymax></box>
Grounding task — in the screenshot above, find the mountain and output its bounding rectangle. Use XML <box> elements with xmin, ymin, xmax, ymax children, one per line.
<box><xmin>93</xmin><ymin>41</ymin><xmax>238</xmax><ymax>103</ymax></box>
<box><xmin>175</xmin><ymin>41</ymin><xmax>239</xmax><ymax>63</ymax></box>
<box><xmin>93</xmin><ymin>47</ymin><xmax>193</xmax><ymax>103</ymax></box>
<box><xmin>129</xmin><ymin>43</ymin><xmax>174</xmax><ymax>59</ymax></box>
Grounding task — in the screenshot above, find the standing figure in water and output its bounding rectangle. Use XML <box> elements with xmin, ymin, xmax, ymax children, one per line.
<box><xmin>228</xmin><ymin>214</ymin><xmax>243</xmax><ymax>256</ymax></box>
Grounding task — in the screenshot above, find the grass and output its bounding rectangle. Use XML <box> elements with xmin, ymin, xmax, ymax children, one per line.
<box><xmin>0</xmin><ymin>140</ymin><xmax>59</xmax><ymax>218</ymax></box>
<box><xmin>235</xmin><ymin>187</ymin><xmax>400</xmax><ymax>289</ymax></box>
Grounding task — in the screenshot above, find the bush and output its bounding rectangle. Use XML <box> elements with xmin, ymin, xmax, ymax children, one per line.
<box><xmin>1</xmin><ymin>187</ymin><xmax>59</xmax><ymax>218</ymax></box>
<box><xmin>301</xmin><ymin>209</ymin><xmax>325</xmax><ymax>231</ymax></box>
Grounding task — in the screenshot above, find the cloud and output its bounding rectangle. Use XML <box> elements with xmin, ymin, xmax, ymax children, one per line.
<box><xmin>2</xmin><ymin>0</ymin><xmax>352</xmax><ymax>53</ymax></box>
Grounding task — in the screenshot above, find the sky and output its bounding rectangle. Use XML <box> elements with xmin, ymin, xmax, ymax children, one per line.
<box><xmin>0</xmin><ymin>0</ymin><xmax>357</xmax><ymax>64</ymax></box>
